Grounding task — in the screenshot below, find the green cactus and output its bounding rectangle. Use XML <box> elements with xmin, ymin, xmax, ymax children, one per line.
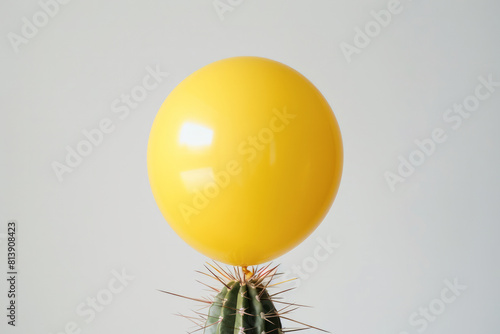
<box><xmin>160</xmin><ymin>262</ymin><xmax>328</xmax><ymax>334</ymax></box>
<box><xmin>204</xmin><ymin>278</ymin><xmax>282</xmax><ymax>334</ymax></box>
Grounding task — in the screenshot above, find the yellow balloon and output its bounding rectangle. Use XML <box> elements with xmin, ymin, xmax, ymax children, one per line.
<box><xmin>147</xmin><ymin>56</ymin><xmax>343</xmax><ymax>266</ymax></box>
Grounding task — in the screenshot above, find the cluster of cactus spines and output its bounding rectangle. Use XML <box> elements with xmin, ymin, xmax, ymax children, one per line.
<box><xmin>159</xmin><ymin>262</ymin><xmax>329</xmax><ymax>334</ymax></box>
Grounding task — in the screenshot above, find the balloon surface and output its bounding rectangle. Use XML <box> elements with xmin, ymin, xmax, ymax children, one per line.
<box><xmin>147</xmin><ymin>56</ymin><xmax>343</xmax><ymax>266</ymax></box>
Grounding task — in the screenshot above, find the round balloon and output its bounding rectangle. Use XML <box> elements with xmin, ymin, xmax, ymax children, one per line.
<box><xmin>147</xmin><ymin>56</ymin><xmax>343</xmax><ymax>266</ymax></box>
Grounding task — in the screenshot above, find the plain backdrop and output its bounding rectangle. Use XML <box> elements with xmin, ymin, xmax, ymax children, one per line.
<box><xmin>1</xmin><ymin>1</ymin><xmax>500</xmax><ymax>333</ymax></box>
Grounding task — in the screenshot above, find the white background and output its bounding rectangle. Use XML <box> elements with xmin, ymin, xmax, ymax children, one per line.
<box><xmin>1</xmin><ymin>0</ymin><xmax>500</xmax><ymax>333</ymax></box>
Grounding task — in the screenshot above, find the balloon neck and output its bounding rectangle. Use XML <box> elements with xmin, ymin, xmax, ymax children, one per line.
<box><xmin>242</xmin><ymin>266</ymin><xmax>253</xmax><ymax>281</ymax></box>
